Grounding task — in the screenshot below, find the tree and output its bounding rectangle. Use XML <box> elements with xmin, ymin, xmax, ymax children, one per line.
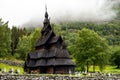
<box><xmin>11</xmin><ymin>26</ymin><xmax>19</xmax><ymax>55</ymax></box>
<box><xmin>74</xmin><ymin>28</ymin><xmax>109</xmax><ymax>72</ymax></box>
<box><xmin>112</xmin><ymin>50</ymin><xmax>120</xmax><ymax>68</ymax></box>
<box><xmin>29</xmin><ymin>28</ymin><xmax>41</xmax><ymax>51</ymax></box>
<box><xmin>15</xmin><ymin>28</ymin><xmax>40</xmax><ymax>60</ymax></box>
<box><xmin>51</xmin><ymin>23</ymin><xmax>61</xmax><ymax>35</ymax></box>
<box><xmin>15</xmin><ymin>35</ymin><xmax>31</xmax><ymax>60</ymax></box>
<box><xmin>0</xmin><ymin>19</ymin><xmax>11</xmax><ymax>58</ymax></box>
<box><xmin>11</xmin><ymin>27</ymin><xmax>28</xmax><ymax>55</ymax></box>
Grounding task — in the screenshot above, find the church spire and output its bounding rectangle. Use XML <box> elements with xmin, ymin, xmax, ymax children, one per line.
<box><xmin>45</xmin><ymin>4</ymin><xmax>48</xmax><ymax>18</ymax></box>
<box><xmin>43</xmin><ymin>5</ymin><xmax>49</xmax><ymax>25</ymax></box>
<box><xmin>41</xmin><ymin>5</ymin><xmax>52</xmax><ymax>36</ymax></box>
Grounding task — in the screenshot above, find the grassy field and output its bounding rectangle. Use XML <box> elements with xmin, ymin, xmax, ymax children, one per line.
<box><xmin>104</xmin><ymin>66</ymin><xmax>120</xmax><ymax>73</ymax></box>
<box><xmin>0</xmin><ymin>63</ymin><xmax>24</xmax><ymax>74</ymax></box>
<box><xmin>0</xmin><ymin>63</ymin><xmax>120</xmax><ymax>75</ymax></box>
<box><xmin>76</xmin><ymin>65</ymin><xmax>120</xmax><ymax>74</ymax></box>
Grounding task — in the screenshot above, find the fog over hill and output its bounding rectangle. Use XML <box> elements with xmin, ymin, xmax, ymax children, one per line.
<box><xmin>0</xmin><ymin>0</ymin><xmax>120</xmax><ymax>28</ymax></box>
<box><xmin>22</xmin><ymin>0</ymin><xmax>120</xmax><ymax>28</ymax></box>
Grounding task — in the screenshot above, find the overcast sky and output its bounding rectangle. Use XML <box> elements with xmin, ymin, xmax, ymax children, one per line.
<box><xmin>0</xmin><ymin>0</ymin><xmax>120</xmax><ymax>28</ymax></box>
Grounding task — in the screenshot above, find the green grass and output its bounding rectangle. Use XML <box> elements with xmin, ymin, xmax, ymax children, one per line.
<box><xmin>88</xmin><ymin>66</ymin><xmax>99</xmax><ymax>72</ymax></box>
<box><xmin>104</xmin><ymin>66</ymin><xmax>120</xmax><ymax>73</ymax></box>
<box><xmin>0</xmin><ymin>63</ymin><xmax>24</xmax><ymax>74</ymax></box>
<box><xmin>76</xmin><ymin>65</ymin><xmax>120</xmax><ymax>74</ymax></box>
<box><xmin>0</xmin><ymin>63</ymin><xmax>120</xmax><ymax>75</ymax></box>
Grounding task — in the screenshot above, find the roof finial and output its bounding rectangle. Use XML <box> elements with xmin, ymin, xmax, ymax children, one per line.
<box><xmin>45</xmin><ymin>4</ymin><xmax>47</xmax><ymax>12</ymax></box>
<box><xmin>45</xmin><ymin>4</ymin><xmax>48</xmax><ymax>18</ymax></box>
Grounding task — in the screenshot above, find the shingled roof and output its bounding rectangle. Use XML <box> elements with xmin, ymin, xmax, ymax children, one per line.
<box><xmin>35</xmin><ymin>30</ymin><xmax>55</xmax><ymax>47</ymax></box>
<box><xmin>26</xmin><ymin>58</ymin><xmax>74</xmax><ymax>67</ymax></box>
<box><xmin>28</xmin><ymin>48</ymin><xmax>71</xmax><ymax>59</ymax></box>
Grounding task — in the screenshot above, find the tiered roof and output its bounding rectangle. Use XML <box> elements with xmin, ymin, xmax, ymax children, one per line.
<box><xmin>25</xmin><ymin>9</ymin><xmax>75</xmax><ymax>69</ymax></box>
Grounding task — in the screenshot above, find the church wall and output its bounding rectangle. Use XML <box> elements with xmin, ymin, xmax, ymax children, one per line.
<box><xmin>54</xmin><ymin>66</ymin><xmax>74</xmax><ymax>74</ymax></box>
<box><xmin>47</xmin><ymin>67</ymin><xmax>54</xmax><ymax>74</ymax></box>
<box><xmin>50</xmin><ymin>43</ymin><xmax>56</xmax><ymax>50</ymax></box>
<box><xmin>35</xmin><ymin>45</ymin><xmax>44</xmax><ymax>50</ymax></box>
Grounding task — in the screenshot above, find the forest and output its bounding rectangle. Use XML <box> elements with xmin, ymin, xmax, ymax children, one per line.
<box><xmin>0</xmin><ymin>5</ymin><xmax>120</xmax><ymax>73</ymax></box>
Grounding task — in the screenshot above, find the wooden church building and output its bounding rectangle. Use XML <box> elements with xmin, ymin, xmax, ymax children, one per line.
<box><xmin>24</xmin><ymin>9</ymin><xmax>75</xmax><ymax>74</ymax></box>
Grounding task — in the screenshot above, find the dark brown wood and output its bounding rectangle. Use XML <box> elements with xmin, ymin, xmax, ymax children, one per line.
<box><xmin>24</xmin><ymin>11</ymin><xmax>75</xmax><ymax>74</ymax></box>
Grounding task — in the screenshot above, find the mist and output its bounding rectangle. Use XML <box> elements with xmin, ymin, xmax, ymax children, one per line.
<box><xmin>22</xmin><ymin>0</ymin><xmax>120</xmax><ymax>27</ymax></box>
<box><xmin>0</xmin><ymin>0</ymin><xmax>120</xmax><ymax>28</ymax></box>
<box><xmin>49</xmin><ymin>0</ymin><xmax>119</xmax><ymax>22</ymax></box>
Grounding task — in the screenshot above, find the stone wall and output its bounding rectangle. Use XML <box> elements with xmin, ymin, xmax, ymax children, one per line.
<box><xmin>0</xmin><ymin>59</ymin><xmax>24</xmax><ymax>67</ymax></box>
<box><xmin>0</xmin><ymin>74</ymin><xmax>120</xmax><ymax>80</ymax></box>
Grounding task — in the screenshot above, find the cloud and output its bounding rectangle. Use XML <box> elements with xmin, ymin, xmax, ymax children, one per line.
<box><xmin>23</xmin><ymin>0</ymin><xmax>120</xmax><ymax>27</ymax></box>
<box><xmin>0</xmin><ymin>0</ymin><xmax>120</xmax><ymax>28</ymax></box>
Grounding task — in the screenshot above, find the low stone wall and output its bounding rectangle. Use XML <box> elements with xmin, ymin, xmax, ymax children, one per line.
<box><xmin>0</xmin><ymin>59</ymin><xmax>24</xmax><ymax>67</ymax></box>
<box><xmin>0</xmin><ymin>75</ymin><xmax>120</xmax><ymax>80</ymax></box>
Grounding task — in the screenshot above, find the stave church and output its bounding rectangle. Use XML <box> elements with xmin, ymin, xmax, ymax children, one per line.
<box><xmin>24</xmin><ymin>8</ymin><xmax>75</xmax><ymax>74</ymax></box>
